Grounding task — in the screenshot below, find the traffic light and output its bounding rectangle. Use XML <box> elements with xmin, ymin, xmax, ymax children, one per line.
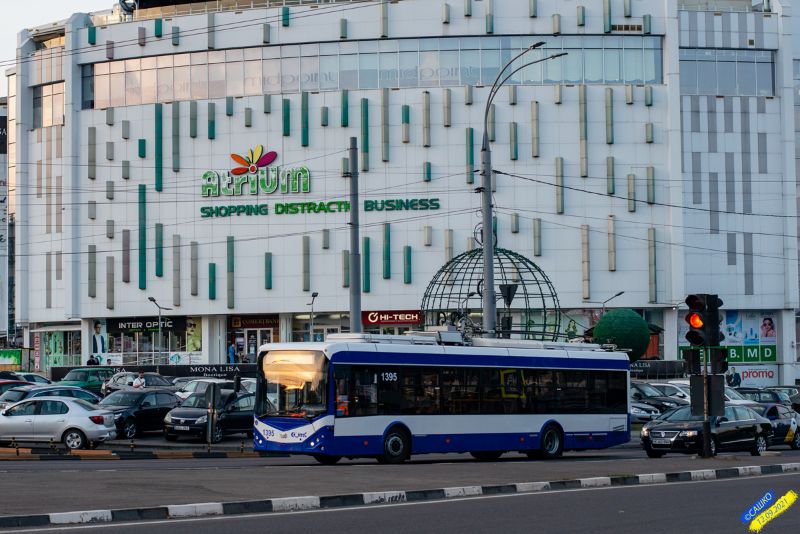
<box><xmin>710</xmin><ymin>347</ymin><xmax>728</xmax><ymax>375</ymax></box>
<box><xmin>684</xmin><ymin>294</ymin><xmax>725</xmax><ymax>347</ymax></box>
<box><xmin>682</xmin><ymin>348</ymin><xmax>701</xmax><ymax>375</ymax></box>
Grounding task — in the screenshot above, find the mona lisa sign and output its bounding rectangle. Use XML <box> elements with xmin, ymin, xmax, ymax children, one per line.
<box><xmin>201</xmin><ymin>146</ymin><xmax>310</xmax><ymax>197</ymax></box>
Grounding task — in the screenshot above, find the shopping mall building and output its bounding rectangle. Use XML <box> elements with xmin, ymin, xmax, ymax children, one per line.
<box><xmin>4</xmin><ymin>0</ymin><xmax>799</xmax><ymax>384</ymax></box>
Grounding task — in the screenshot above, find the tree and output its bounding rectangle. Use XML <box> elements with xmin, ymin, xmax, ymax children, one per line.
<box><xmin>591</xmin><ymin>309</ymin><xmax>650</xmax><ymax>362</ymax></box>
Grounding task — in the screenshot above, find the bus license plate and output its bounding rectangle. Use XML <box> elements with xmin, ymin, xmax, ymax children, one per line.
<box><xmin>652</xmin><ymin>439</ymin><xmax>670</xmax><ymax>445</ymax></box>
<box><xmin>175</xmin><ymin>425</ymin><xmax>190</xmax><ymax>431</ymax></box>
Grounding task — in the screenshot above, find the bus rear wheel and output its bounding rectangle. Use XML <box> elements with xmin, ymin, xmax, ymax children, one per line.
<box><xmin>379</xmin><ymin>428</ymin><xmax>410</xmax><ymax>464</ymax></box>
<box><xmin>470</xmin><ymin>451</ymin><xmax>503</xmax><ymax>461</ymax></box>
<box><xmin>313</xmin><ymin>454</ymin><xmax>342</xmax><ymax>465</ymax></box>
<box><xmin>533</xmin><ymin>424</ymin><xmax>564</xmax><ymax>460</ymax></box>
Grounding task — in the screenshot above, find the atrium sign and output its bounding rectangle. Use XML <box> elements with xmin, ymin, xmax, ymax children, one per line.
<box><xmin>201</xmin><ymin>146</ymin><xmax>310</xmax><ymax>197</ymax></box>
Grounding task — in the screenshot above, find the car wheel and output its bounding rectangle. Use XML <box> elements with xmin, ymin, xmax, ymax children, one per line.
<box><xmin>470</xmin><ymin>451</ymin><xmax>503</xmax><ymax>461</ymax></box>
<box><xmin>62</xmin><ymin>429</ymin><xmax>87</xmax><ymax>450</ymax></box>
<box><xmin>313</xmin><ymin>454</ymin><xmax>342</xmax><ymax>465</ymax></box>
<box><xmin>709</xmin><ymin>437</ymin><xmax>718</xmax><ymax>457</ymax></box>
<box><xmin>538</xmin><ymin>424</ymin><xmax>564</xmax><ymax>460</ymax></box>
<box><xmin>379</xmin><ymin>427</ymin><xmax>410</xmax><ymax>464</ymax></box>
<box><xmin>645</xmin><ymin>446</ymin><xmax>665</xmax><ymax>458</ymax></box>
<box><xmin>123</xmin><ymin>419</ymin><xmax>138</xmax><ymax>439</ymax></box>
<box><xmin>211</xmin><ymin>424</ymin><xmax>223</xmax><ymax>444</ymax></box>
<box><xmin>751</xmin><ymin>434</ymin><xmax>767</xmax><ymax>456</ymax></box>
<box><xmin>791</xmin><ymin>431</ymin><xmax>800</xmax><ymax>451</ymax></box>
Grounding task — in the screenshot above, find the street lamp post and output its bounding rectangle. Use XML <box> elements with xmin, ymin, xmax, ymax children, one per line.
<box><xmin>148</xmin><ymin>297</ymin><xmax>172</xmax><ymax>365</ymax></box>
<box><xmin>479</xmin><ymin>44</ymin><xmax>566</xmax><ymax>338</ymax></box>
<box><xmin>308</xmin><ymin>292</ymin><xmax>319</xmax><ymax>341</ymax></box>
<box><xmin>587</xmin><ymin>291</ymin><xmax>626</xmax><ymax>315</ymax></box>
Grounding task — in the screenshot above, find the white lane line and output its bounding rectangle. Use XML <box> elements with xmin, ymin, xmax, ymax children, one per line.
<box><xmin>5</xmin><ymin>471</ymin><xmax>798</xmax><ymax>533</ymax></box>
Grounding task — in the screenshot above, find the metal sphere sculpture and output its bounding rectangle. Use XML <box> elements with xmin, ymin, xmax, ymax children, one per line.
<box><xmin>420</xmin><ymin>247</ymin><xmax>562</xmax><ymax>341</ymax></box>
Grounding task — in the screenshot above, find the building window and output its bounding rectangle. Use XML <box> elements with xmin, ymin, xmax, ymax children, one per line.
<box><xmin>89</xmin><ymin>35</ymin><xmax>664</xmax><ymax>109</ymax></box>
<box><xmin>679</xmin><ymin>48</ymin><xmax>774</xmax><ymax>96</ymax></box>
<box><xmin>32</xmin><ymin>82</ymin><xmax>65</xmax><ymax>129</ymax></box>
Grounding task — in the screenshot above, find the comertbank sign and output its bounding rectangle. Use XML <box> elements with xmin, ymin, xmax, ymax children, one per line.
<box><xmin>199</xmin><ymin>146</ymin><xmax>439</xmax><ymax>218</ymax></box>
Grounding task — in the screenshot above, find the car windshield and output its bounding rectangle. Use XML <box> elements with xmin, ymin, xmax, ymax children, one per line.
<box><xmin>181</xmin><ymin>394</ymin><xmax>209</xmax><ymax>408</ymax></box>
<box><xmin>725</xmin><ymin>388</ymin><xmax>746</xmax><ymax>400</ymax></box>
<box><xmin>63</xmin><ymin>371</ymin><xmax>88</xmax><ymax>381</ymax></box>
<box><xmin>750</xmin><ymin>405</ymin><xmax>768</xmax><ymax>416</ymax></box>
<box><xmin>260</xmin><ymin>350</ymin><xmax>327</xmax><ymax>419</ymax></box>
<box><xmin>635</xmin><ymin>383</ymin><xmax>663</xmax><ymax>397</ymax></box>
<box><xmin>100</xmin><ymin>391</ymin><xmax>142</xmax><ymax>406</ymax></box>
<box><xmin>0</xmin><ymin>389</ymin><xmax>27</xmax><ymax>403</ymax></box>
<box><xmin>658</xmin><ymin>406</ymin><xmax>705</xmax><ymax>422</ymax></box>
<box><xmin>776</xmin><ymin>391</ymin><xmax>791</xmax><ymax>402</ymax></box>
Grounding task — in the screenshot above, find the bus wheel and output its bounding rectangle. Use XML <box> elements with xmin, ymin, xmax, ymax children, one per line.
<box><xmin>538</xmin><ymin>424</ymin><xmax>564</xmax><ymax>459</ymax></box>
<box><xmin>379</xmin><ymin>427</ymin><xmax>410</xmax><ymax>464</ymax></box>
<box><xmin>313</xmin><ymin>454</ymin><xmax>342</xmax><ymax>465</ymax></box>
<box><xmin>470</xmin><ymin>451</ymin><xmax>503</xmax><ymax>461</ymax></box>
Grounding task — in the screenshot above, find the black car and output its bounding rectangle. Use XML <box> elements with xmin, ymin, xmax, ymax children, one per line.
<box><xmin>749</xmin><ymin>403</ymin><xmax>800</xmax><ymax>449</ymax></box>
<box><xmin>15</xmin><ymin>373</ymin><xmax>51</xmax><ymax>385</ymax></box>
<box><xmin>0</xmin><ymin>385</ymin><xmax>101</xmax><ymax>410</ymax></box>
<box><xmin>101</xmin><ymin>372</ymin><xmax>177</xmax><ymax>396</ymax></box>
<box><xmin>736</xmin><ymin>387</ymin><xmax>792</xmax><ymax>407</ymax></box>
<box><xmin>641</xmin><ymin>405</ymin><xmax>772</xmax><ymax>458</ymax></box>
<box><xmin>630</xmin><ymin>382</ymin><xmax>688</xmax><ymax>413</ymax></box>
<box><xmin>164</xmin><ymin>391</ymin><xmax>255</xmax><ymax>442</ymax></box>
<box><xmin>767</xmin><ymin>386</ymin><xmax>800</xmax><ymax>413</ymax></box>
<box><xmin>99</xmin><ymin>389</ymin><xmax>180</xmax><ymax>439</ymax></box>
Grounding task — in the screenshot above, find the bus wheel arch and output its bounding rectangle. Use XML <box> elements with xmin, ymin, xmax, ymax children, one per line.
<box><xmin>379</xmin><ymin>424</ymin><xmax>412</xmax><ymax>464</ymax></box>
<box><xmin>528</xmin><ymin>421</ymin><xmax>564</xmax><ymax>460</ymax></box>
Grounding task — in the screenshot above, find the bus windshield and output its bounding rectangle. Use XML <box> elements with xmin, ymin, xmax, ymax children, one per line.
<box><xmin>261</xmin><ymin>351</ymin><xmax>327</xmax><ymax>419</ymax></box>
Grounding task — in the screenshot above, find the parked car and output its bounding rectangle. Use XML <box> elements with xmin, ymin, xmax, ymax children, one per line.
<box><xmin>669</xmin><ymin>380</ymin><xmax>760</xmax><ymax>407</ymax></box>
<box><xmin>735</xmin><ymin>387</ymin><xmax>792</xmax><ymax>407</ymax></box>
<box><xmin>164</xmin><ymin>391</ymin><xmax>256</xmax><ymax>442</ymax></box>
<box><xmin>630</xmin><ymin>401</ymin><xmax>660</xmax><ymax>424</ymax></box>
<box><xmin>641</xmin><ymin>404</ymin><xmax>772</xmax><ymax>458</ymax></box>
<box><xmin>175</xmin><ymin>378</ymin><xmax>236</xmax><ymax>401</ymax></box>
<box><xmin>15</xmin><ymin>373</ymin><xmax>51</xmax><ymax>385</ymax></box>
<box><xmin>99</xmin><ymin>389</ymin><xmax>181</xmax><ymax>439</ymax></box>
<box><xmin>241</xmin><ymin>378</ymin><xmax>257</xmax><ymax>394</ymax></box>
<box><xmin>0</xmin><ymin>372</ymin><xmax>20</xmax><ymax>380</ymax></box>
<box><xmin>58</xmin><ymin>368</ymin><xmax>115</xmax><ymax>394</ymax></box>
<box><xmin>768</xmin><ymin>386</ymin><xmax>800</xmax><ymax>412</ymax></box>
<box><xmin>649</xmin><ymin>382</ymin><xmax>691</xmax><ymax>402</ymax></box>
<box><xmin>0</xmin><ymin>380</ymin><xmax>31</xmax><ymax>395</ymax></box>
<box><xmin>101</xmin><ymin>372</ymin><xmax>177</xmax><ymax>396</ymax></box>
<box><xmin>630</xmin><ymin>382</ymin><xmax>688</xmax><ymax>413</ymax></box>
<box><xmin>749</xmin><ymin>403</ymin><xmax>800</xmax><ymax>450</ymax></box>
<box><xmin>0</xmin><ymin>397</ymin><xmax>116</xmax><ymax>449</ymax></box>
<box><xmin>0</xmin><ymin>385</ymin><xmax>101</xmax><ymax>411</ymax></box>
<box><xmin>171</xmin><ymin>377</ymin><xmax>194</xmax><ymax>389</ymax></box>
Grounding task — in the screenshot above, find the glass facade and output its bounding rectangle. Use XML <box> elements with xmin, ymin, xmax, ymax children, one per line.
<box><xmin>32</xmin><ymin>82</ymin><xmax>65</xmax><ymax>129</ymax></box>
<box><xmin>88</xmin><ymin>35</ymin><xmax>663</xmax><ymax>109</ymax></box>
<box><xmin>679</xmin><ymin>48</ymin><xmax>774</xmax><ymax>96</ymax></box>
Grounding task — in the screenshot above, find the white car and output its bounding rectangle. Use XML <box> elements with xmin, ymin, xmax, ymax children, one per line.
<box><xmin>650</xmin><ymin>382</ymin><xmax>691</xmax><ymax>401</ymax></box>
<box><xmin>175</xmin><ymin>378</ymin><xmax>236</xmax><ymax>401</ymax></box>
<box><xmin>0</xmin><ymin>397</ymin><xmax>116</xmax><ymax>449</ymax></box>
<box><xmin>667</xmin><ymin>379</ymin><xmax>757</xmax><ymax>406</ymax></box>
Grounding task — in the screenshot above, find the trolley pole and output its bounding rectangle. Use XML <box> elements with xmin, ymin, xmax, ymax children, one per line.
<box><xmin>348</xmin><ymin>137</ymin><xmax>362</xmax><ymax>333</ymax></box>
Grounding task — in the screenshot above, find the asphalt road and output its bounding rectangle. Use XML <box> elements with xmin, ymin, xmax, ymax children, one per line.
<box><xmin>1</xmin><ymin>447</ymin><xmax>800</xmax><ymax>517</ymax></box>
<box><xmin>6</xmin><ymin>472</ymin><xmax>800</xmax><ymax>533</ymax></box>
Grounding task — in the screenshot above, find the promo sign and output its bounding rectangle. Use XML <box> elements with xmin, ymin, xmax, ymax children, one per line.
<box><xmin>362</xmin><ymin>310</ymin><xmax>422</xmax><ymax>326</ymax></box>
<box><xmin>731</xmin><ymin>364</ymin><xmax>779</xmax><ymax>388</ymax></box>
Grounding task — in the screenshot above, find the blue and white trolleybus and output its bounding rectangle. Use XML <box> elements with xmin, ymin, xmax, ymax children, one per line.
<box><xmin>254</xmin><ymin>333</ymin><xmax>630</xmax><ymax>464</ymax></box>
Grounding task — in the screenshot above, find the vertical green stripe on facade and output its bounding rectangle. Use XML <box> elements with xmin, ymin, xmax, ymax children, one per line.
<box><xmin>189</xmin><ymin>101</ymin><xmax>197</xmax><ymax>138</ymax></box>
<box><xmin>647</xmin><ymin>166</ymin><xmax>655</xmax><ymax>204</ymax></box>
<box><xmin>509</xmin><ymin>122</ymin><xmax>518</xmax><ymax>161</ymax></box>
<box><xmin>282</xmin><ymin>6</ymin><xmax>290</xmax><ymax>26</ymax></box>
<box><xmin>264</xmin><ymin>252</ymin><xmax>273</xmax><ymax>290</ymax></box>
<box><xmin>171</xmin><ymin>25</ymin><xmax>180</xmax><ymax>46</ymax></box>
<box><xmin>362</xmin><ymin>236</ymin><xmax>371</xmax><ymax>293</ymax></box>
<box><xmin>607</xmin><ymin>156</ymin><xmax>615</xmax><ymax>195</ymax></box>
<box><xmin>423</xmin><ymin>161</ymin><xmax>432</xmax><ymax>182</ymax></box>
<box><xmin>555</xmin><ymin>157</ymin><xmax>564</xmax><ymax>214</ymax></box>
<box><xmin>628</xmin><ymin>174</ymin><xmax>636</xmax><ymax>212</ymax></box>
<box><xmin>88</xmin><ymin>26</ymin><xmax>96</xmax><ymax>45</ymax></box>
<box><xmin>155</xmin><ymin>223</ymin><xmax>164</xmax><ymax>277</ymax></box>
<box><xmin>264</xmin><ymin>94</ymin><xmax>272</xmax><ymax>114</ymax></box>
<box><xmin>208</xmin><ymin>102</ymin><xmax>216</xmax><ymax>139</ymax></box>
<box><xmin>403</xmin><ymin>246</ymin><xmax>412</xmax><ymax>284</ymax></box>
<box><xmin>171</xmin><ymin>102</ymin><xmax>180</xmax><ymax>172</ymax></box>
<box><xmin>402</xmin><ymin>105</ymin><xmax>410</xmax><ymax>124</ymax></box>
<box><xmin>154</xmin><ymin>18</ymin><xmax>163</xmax><ymax>37</ymax></box>
<box><xmin>605</xmin><ymin>88</ymin><xmax>614</xmax><ymax>144</ymax></box>
<box><xmin>226</xmin><ymin>96</ymin><xmax>233</xmax><ymax>116</ymax></box>
<box><xmin>227</xmin><ymin>236</ymin><xmax>234</xmax><ymax>309</ymax></box>
<box><xmin>382</xmin><ymin>223</ymin><xmax>391</xmax><ymax>279</ymax></box>
<box><xmin>341</xmin><ymin>90</ymin><xmax>349</xmax><ymax>127</ymax></box>
<box><xmin>154</xmin><ymin>103</ymin><xmax>163</xmax><ymax>191</ymax></box>
<box><xmin>342</xmin><ymin>250</ymin><xmax>350</xmax><ymax>288</ymax></box>
<box><xmin>282</xmin><ymin>98</ymin><xmax>290</xmax><ymax>136</ymax></box>
<box><xmin>321</xmin><ymin>106</ymin><xmax>329</xmax><ymax>127</ymax></box>
<box><xmin>138</xmin><ymin>139</ymin><xmax>146</xmax><ymax>158</ymax></box>
<box><xmin>138</xmin><ymin>185</ymin><xmax>146</xmax><ymax>289</ymax></box>
<box><xmin>533</xmin><ymin>218</ymin><xmax>542</xmax><ymax>256</ymax></box>
<box><xmin>466</xmin><ymin>127</ymin><xmax>474</xmax><ymax>184</ymax></box>
<box><xmin>208</xmin><ymin>263</ymin><xmax>216</xmax><ymax>300</ymax></box>
<box><xmin>301</xmin><ymin>92</ymin><xmax>309</xmax><ymax>147</ymax></box>
<box><xmin>360</xmin><ymin>98</ymin><xmax>369</xmax><ymax>171</ymax></box>
<box><xmin>603</xmin><ymin>0</ymin><xmax>612</xmax><ymax>33</ymax></box>
<box><xmin>302</xmin><ymin>235</ymin><xmax>310</xmax><ymax>291</ymax></box>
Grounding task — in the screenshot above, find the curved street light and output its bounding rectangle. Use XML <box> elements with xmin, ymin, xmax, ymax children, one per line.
<box><xmin>479</xmin><ymin>45</ymin><xmax>567</xmax><ymax>338</ymax></box>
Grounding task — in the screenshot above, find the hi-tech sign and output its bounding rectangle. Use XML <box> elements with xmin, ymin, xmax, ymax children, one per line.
<box><xmin>199</xmin><ymin>146</ymin><xmax>439</xmax><ymax>218</ymax></box>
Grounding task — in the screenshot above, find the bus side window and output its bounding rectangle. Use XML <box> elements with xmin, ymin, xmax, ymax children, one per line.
<box><xmin>377</xmin><ymin>367</ymin><xmax>401</xmax><ymax>415</ymax></box>
<box><xmin>334</xmin><ymin>365</ymin><xmax>351</xmax><ymax>417</ymax></box>
<box><xmin>352</xmin><ymin>367</ymin><xmax>378</xmax><ymax>417</ymax></box>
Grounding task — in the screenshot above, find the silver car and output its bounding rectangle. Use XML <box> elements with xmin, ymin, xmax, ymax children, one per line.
<box><xmin>0</xmin><ymin>397</ymin><xmax>116</xmax><ymax>450</ymax></box>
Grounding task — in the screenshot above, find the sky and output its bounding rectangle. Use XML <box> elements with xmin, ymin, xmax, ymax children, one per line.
<box><xmin>0</xmin><ymin>0</ymin><xmax>111</xmax><ymax>96</ymax></box>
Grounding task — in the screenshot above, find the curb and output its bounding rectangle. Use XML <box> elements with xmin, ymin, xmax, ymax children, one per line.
<box><xmin>2</xmin><ymin>462</ymin><xmax>798</xmax><ymax>528</ymax></box>
<box><xmin>0</xmin><ymin>451</ymin><xmax>273</xmax><ymax>461</ymax></box>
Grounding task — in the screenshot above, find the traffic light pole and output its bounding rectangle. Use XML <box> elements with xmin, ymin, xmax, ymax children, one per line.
<box><xmin>701</xmin><ymin>350</ymin><xmax>712</xmax><ymax>458</ymax></box>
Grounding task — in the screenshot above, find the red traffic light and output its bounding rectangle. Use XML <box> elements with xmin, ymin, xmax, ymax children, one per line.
<box><xmin>686</xmin><ymin>312</ymin><xmax>704</xmax><ymax>329</ymax></box>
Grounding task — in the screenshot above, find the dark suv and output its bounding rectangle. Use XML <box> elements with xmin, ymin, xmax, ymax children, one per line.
<box><xmin>735</xmin><ymin>387</ymin><xmax>792</xmax><ymax>407</ymax></box>
<box><xmin>101</xmin><ymin>372</ymin><xmax>176</xmax><ymax>396</ymax></box>
<box><xmin>99</xmin><ymin>389</ymin><xmax>181</xmax><ymax>439</ymax></box>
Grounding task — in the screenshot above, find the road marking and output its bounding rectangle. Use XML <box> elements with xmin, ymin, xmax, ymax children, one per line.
<box><xmin>5</xmin><ymin>472</ymin><xmax>798</xmax><ymax>533</ymax></box>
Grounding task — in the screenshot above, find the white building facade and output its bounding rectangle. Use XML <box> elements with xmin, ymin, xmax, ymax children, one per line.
<box><xmin>7</xmin><ymin>0</ymin><xmax>798</xmax><ymax>384</ymax></box>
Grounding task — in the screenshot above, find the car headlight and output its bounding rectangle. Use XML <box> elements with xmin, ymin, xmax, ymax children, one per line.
<box><xmin>641</xmin><ymin>427</ymin><xmax>650</xmax><ymax>437</ymax></box>
<box><xmin>679</xmin><ymin>430</ymin><xmax>698</xmax><ymax>437</ymax></box>
<box><xmin>631</xmin><ymin>407</ymin><xmax>646</xmax><ymax>415</ymax></box>
<box><xmin>164</xmin><ymin>413</ymin><xmax>172</xmax><ymax>423</ymax></box>
<box><xmin>663</xmin><ymin>401</ymin><xmax>676</xmax><ymax>407</ymax></box>
<box><xmin>197</xmin><ymin>415</ymin><xmax>208</xmax><ymax>424</ymax></box>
